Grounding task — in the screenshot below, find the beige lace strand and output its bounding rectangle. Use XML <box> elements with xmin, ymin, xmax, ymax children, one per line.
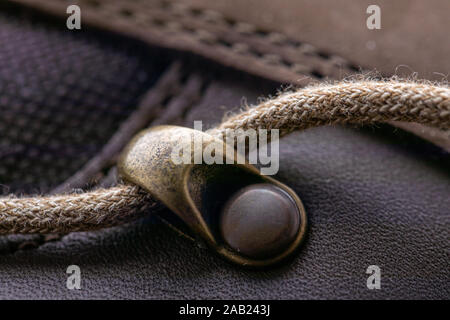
<box><xmin>213</xmin><ymin>81</ymin><xmax>450</xmax><ymax>135</ymax></box>
<box><xmin>1</xmin><ymin>81</ymin><xmax>449</xmax><ymax>234</ymax></box>
<box><xmin>0</xmin><ymin>185</ymin><xmax>156</xmax><ymax>234</ymax></box>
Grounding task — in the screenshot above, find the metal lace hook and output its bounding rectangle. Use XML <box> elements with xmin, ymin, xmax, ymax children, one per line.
<box><xmin>118</xmin><ymin>125</ymin><xmax>307</xmax><ymax>267</ymax></box>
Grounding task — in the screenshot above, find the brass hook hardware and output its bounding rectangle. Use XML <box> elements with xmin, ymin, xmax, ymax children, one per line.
<box><xmin>118</xmin><ymin>125</ymin><xmax>307</xmax><ymax>267</ymax></box>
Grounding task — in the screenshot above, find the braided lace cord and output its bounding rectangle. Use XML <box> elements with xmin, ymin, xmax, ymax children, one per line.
<box><xmin>0</xmin><ymin>185</ymin><xmax>156</xmax><ymax>234</ymax></box>
<box><xmin>1</xmin><ymin>81</ymin><xmax>449</xmax><ymax>234</ymax></box>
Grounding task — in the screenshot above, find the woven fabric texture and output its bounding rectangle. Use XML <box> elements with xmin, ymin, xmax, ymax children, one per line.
<box><xmin>0</xmin><ymin>11</ymin><xmax>166</xmax><ymax>195</ymax></box>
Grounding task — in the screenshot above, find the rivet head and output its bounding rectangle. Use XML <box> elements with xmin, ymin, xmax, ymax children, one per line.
<box><xmin>220</xmin><ymin>183</ymin><xmax>301</xmax><ymax>260</ymax></box>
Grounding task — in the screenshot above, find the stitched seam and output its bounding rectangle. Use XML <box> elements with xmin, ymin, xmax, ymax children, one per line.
<box><xmin>88</xmin><ymin>0</ymin><xmax>360</xmax><ymax>76</ymax></box>
<box><xmin>9</xmin><ymin>0</ymin><xmax>360</xmax><ymax>81</ymax></box>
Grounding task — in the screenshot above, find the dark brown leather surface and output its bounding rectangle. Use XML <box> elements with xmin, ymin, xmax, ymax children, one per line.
<box><xmin>0</xmin><ymin>2</ymin><xmax>449</xmax><ymax>299</ymax></box>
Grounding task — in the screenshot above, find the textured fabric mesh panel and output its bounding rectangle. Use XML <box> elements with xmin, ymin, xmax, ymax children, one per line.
<box><xmin>0</xmin><ymin>11</ymin><xmax>168</xmax><ymax>195</ymax></box>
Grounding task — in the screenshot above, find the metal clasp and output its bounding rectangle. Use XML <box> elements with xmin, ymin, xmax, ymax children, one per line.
<box><xmin>118</xmin><ymin>125</ymin><xmax>307</xmax><ymax>267</ymax></box>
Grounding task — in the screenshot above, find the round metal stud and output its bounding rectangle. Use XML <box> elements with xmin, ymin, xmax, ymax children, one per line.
<box><xmin>220</xmin><ymin>183</ymin><xmax>301</xmax><ymax>259</ymax></box>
